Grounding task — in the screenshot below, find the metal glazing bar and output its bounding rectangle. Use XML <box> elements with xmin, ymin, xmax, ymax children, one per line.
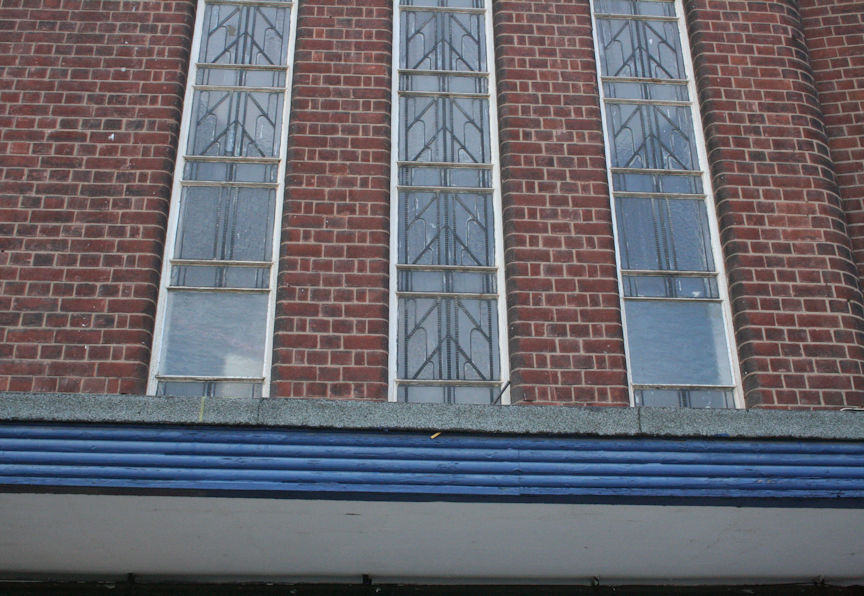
<box><xmin>602</xmin><ymin>76</ymin><xmax>688</xmax><ymax>85</ymax></box>
<box><xmin>633</xmin><ymin>384</ymin><xmax>736</xmax><ymax>391</ymax></box>
<box><xmin>207</xmin><ymin>0</ymin><xmax>293</xmax><ymax>7</ymax></box>
<box><xmin>399</xmin><ymin>5</ymin><xmax>485</xmax><ymax>14</ymax></box>
<box><xmin>399</xmin><ymin>68</ymin><xmax>487</xmax><ymax>78</ymax></box>
<box><xmin>399</xmin><ymin>90</ymin><xmax>488</xmax><ymax>99</ymax></box>
<box><xmin>398</xmin><ymin>264</ymin><xmax>497</xmax><ymax>272</ymax></box>
<box><xmin>194</xmin><ymin>85</ymin><xmax>286</xmax><ymax>93</ymax></box>
<box><xmin>184</xmin><ymin>156</ymin><xmax>281</xmax><ymax>164</ymax></box>
<box><xmin>180</xmin><ymin>181</ymin><xmax>279</xmax><ymax>189</ymax></box>
<box><xmin>621</xmin><ymin>269</ymin><xmax>716</xmax><ymax>277</ymax></box>
<box><xmin>171</xmin><ymin>259</ymin><xmax>272</xmax><ymax>267</ymax></box>
<box><xmin>197</xmin><ymin>63</ymin><xmax>290</xmax><ymax>71</ymax></box>
<box><xmin>604</xmin><ymin>97</ymin><xmax>690</xmax><ymax>107</ymax></box>
<box><xmin>624</xmin><ymin>296</ymin><xmax>723</xmax><ymax>303</ymax></box>
<box><xmin>397</xmin><ymin>291</ymin><xmax>498</xmax><ymax>299</ymax></box>
<box><xmin>156</xmin><ymin>375</ymin><xmax>266</xmax><ymax>382</ymax></box>
<box><xmin>396</xmin><ymin>379</ymin><xmax>501</xmax><ymax>386</ymax></box>
<box><xmin>610</xmin><ymin>167</ymin><xmax>703</xmax><ymax>176</ymax></box>
<box><xmin>397</xmin><ymin>185</ymin><xmax>493</xmax><ymax>193</ymax></box>
<box><xmin>165</xmin><ymin>286</ymin><xmax>271</xmax><ymax>294</ymax></box>
<box><xmin>594</xmin><ymin>13</ymin><xmax>677</xmax><ymax>22</ymax></box>
<box><xmin>613</xmin><ymin>191</ymin><xmax>705</xmax><ymax>199</ymax></box>
<box><xmin>399</xmin><ymin>161</ymin><xmax>493</xmax><ymax>169</ymax></box>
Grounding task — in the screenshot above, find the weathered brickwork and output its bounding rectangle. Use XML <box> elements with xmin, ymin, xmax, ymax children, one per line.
<box><xmin>686</xmin><ymin>0</ymin><xmax>864</xmax><ymax>407</ymax></box>
<box><xmin>271</xmin><ymin>0</ymin><xmax>392</xmax><ymax>400</ymax></box>
<box><xmin>0</xmin><ymin>0</ymin><xmax>194</xmax><ymax>394</ymax></box>
<box><xmin>800</xmin><ymin>1</ymin><xmax>864</xmax><ymax>284</ymax></box>
<box><xmin>494</xmin><ymin>0</ymin><xmax>628</xmax><ymax>405</ymax></box>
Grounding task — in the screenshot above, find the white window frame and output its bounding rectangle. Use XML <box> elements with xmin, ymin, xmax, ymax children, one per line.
<box><xmin>589</xmin><ymin>0</ymin><xmax>743</xmax><ymax>408</ymax></box>
<box><xmin>148</xmin><ymin>0</ymin><xmax>300</xmax><ymax>397</ymax></box>
<box><xmin>388</xmin><ymin>0</ymin><xmax>510</xmax><ymax>404</ymax></box>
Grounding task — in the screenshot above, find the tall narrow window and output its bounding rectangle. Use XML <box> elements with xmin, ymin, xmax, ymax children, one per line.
<box><xmin>591</xmin><ymin>0</ymin><xmax>741</xmax><ymax>408</ymax></box>
<box><xmin>390</xmin><ymin>0</ymin><xmax>509</xmax><ymax>404</ymax></box>
<box><xmin>148</xmin><ymin>0</ymin><xmax>298</xmax><ymax>398</ymax></box>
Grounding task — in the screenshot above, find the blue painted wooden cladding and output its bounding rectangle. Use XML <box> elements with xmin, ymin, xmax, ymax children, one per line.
<box><xmin>1</xmin><ymin>424</ymin><xmax>864</xmax><ymax>504</ymax></box>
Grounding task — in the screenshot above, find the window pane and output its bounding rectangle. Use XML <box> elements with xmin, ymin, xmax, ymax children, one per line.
<box><xmin>200</xmin><ymin>4</ymin><xmax>292</xmax><ymax>66</ymax></box>
<box><xmin>400</xmin><ymin>73</ymin><xmax>488</xmax><ymax>94</ymax></box>
<box><xmin>197</xmin><ymin>67</ymin><xmax>286</xmax><ymax>88</ymax></box>
<box><xmin>401</xmin><ymin>10</ymin><xmax>486</xmax><ymax>72</ymax></box>
<box><xmin>615</xmin><ymin>197</ymin><xmax>714</xmax><ymax>272</ymax></box>
<box><xmin>188</xmin><ymin>90</ymin><xmax>284</xmax><ymax>157</ymax></box>
<box><xmin>175</xmin><ymin>187</ymin><xmax>276</xmax><ymax>262</ymax></box>
<box><xmin>595</xmin><ymin>0</ymin><xmax>675</xmax><ymax>17</ymax></box>
<box><xmin>400</xmin><ymin>191</ymin><xmax>495</xmax><ymax>268</ymax></box>
<box><xmin>184</xmin><ymin>160</ymin><xmax>279</xmax><ymax>184</ymax></box>
<box><xmin>399</xmin><ymin>165</ymin><xmax>492</xmax><ymax>188</ymax></box>
<box><xmin>400</xmin><ymin>96</ymin><xmax>490</xmax><ymax>163</ymax></box>
<box><xmin>596</xmin><ymin>17</ymin><xmax>684</xmax><ymax>79</ymax></box>
<box><xmin>635</xmin><ymin>389</ymin><xmax>735</xmax><ymax>408</ymax></box>
<box><xmin>603</xmin><ymin>81</ymin><xmax>688</xmax><ymax>101</ymax></box>
<box><xmin>160</xmin><ymin>291</ymin><xmax>269</xmax><ymax>377</ymax></box>
<box><xmin>611</xmin><ymin>172</ymin><xmax>703</xmax><ymax>194</ymax></box>
<box><xmin>398</xmin><ymin>296</ymin><xmax>499</xmax><ymax>381</ymax></box>
<box><xmin>157</xmin><ymin>380</ymin><xmax>263</xmax><ymax>398</ymax></box>
<box><xmin>398</xmin><ymin>384</ymin><xmax>497</xmax><ymax>404</ymax></box>
<box><xmin>622</xmin><ymin>275</ymin><xmax>718</xmax><ymax>299</ymax></box>
<box><xmin>606</xmin><ymin>102</ymin><xmax>697</xmax><ymax>171</ymax></box>
<box><xmin>171</xmin><ymin>265</ymin><xmax>270</xmax><ymax>289</ymax></box>
<box><xmin>624</xmin><ymin>300</ymin><xmax>733</xmax><ymax>386</ymax></box>
<box><xmin>399</xmin><ymin>270</ymin><xmax>495</xmax><ymax>293</ymax></box>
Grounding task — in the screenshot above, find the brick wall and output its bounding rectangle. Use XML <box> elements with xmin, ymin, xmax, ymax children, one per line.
<box><xmin>494</xmin><ymin>0</ymin><xmax>628</xmax><ymax>405</ymax></box>
<box><xmin>0</xmin><ymin>0</ymin><xmax>194</xmax><ymax>394</ymax></box>
<box><xmin>271</xmin><ymin>0</ymin><xmax>392</xmax><ymax>400</ymax></box>
<box><xmin>686</xmin><ymin>0</ymin><xmax>864</xmax><ymax>407</ymax></box>
<box><xmin>800</xmin><ymin>1</ymin><xmax>864</xmax><ymax>285</ymax></box>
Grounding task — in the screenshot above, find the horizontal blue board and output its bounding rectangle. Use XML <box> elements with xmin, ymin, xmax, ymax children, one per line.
<box><xmin>1</xmin><ymin>423</ymin><xmax>863</xmax><ymax>505</ymax></box>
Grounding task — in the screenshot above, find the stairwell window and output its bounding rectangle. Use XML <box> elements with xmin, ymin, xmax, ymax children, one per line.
<box><xmin>590</xmin><ymin>0</ymin><xmax>742</xmax><ymax>407</ymax></box>
<box><xmin>148</xmin><ymin>0</ymin><xmax>298</xmax><ymax>398</ymax></box>
<box><xmin>389</xmin><ymin>0</ymin><xmax>510</xmax><ymax>404</ymax></box>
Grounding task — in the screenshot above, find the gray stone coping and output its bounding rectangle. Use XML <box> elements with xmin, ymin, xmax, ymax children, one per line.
<box><xmin>1</xmin><ymin>392</ymin><xmax>864</xmax><ymax>440</ymax></box>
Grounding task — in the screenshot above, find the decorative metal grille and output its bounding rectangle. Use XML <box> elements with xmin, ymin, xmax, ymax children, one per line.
<box><xmin>393</xmin><ymin>0</ymin><xmax>507</xmax><ymax>404</ymax></box>
<box><xmin>149</xmin><ymin>0</ymin><xmax>298</xmax><ymax>398</ymax></box>
<box><xmin>592</xmin><ymin>0</ymin><xmax>738</xmax><ymax>407</ymax></box>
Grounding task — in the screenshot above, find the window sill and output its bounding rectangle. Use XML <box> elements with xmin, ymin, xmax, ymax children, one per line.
<box><xmin>1</xmin><ymin>391</ymin><xmax>863</xmax><ymax>440</ymax></box>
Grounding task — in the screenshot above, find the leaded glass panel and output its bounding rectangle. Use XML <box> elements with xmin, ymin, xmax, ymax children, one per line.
<box><xmin>197</xmin><ymin>67</ymin><xmax>286</xmax><ymax>88</ymax></box>
<box><xmin>200</xmin><ymin>3</ymin><xmax>292</xmax><ymax>66</ymax></box>
<box><xmin>171</xmin><ymin>265</ymin><xmax>270</xmax><ymax>289</ymax></box>
<box><xmin>160</xmin><ymin>291</ymin><xmax>269</xmax><ymax>377</ymax></box>
<box><xmin>611</xmin><ymin>172</ymin><xmax>703</xmax><ymax>194</ymax></box>
<box><xmin>635</xmin><ymin>389</ymin><xmax>735</xmax><ymax>408</ymax></box>
<box><xmin>622</xmin><ymin>275</ymin><xmax>718</xmax><ymax>299</ymax></box>
<box><xmin>399</xmin><ymin>191</ymin><xmax>495</xmax><ymax>268</ymax></box>
<box><xmin>596</xmin><ymin>17</ymin><xmax>685</xmax><ymax>79</ymax></box>
<box><xmin>624</xmin><ymin>300</ymin><xmax>733</xmax><ymax>387</ymax></box>
<box><xmin>399</xmin><ymin>166</ymin><xmax>492</xmax><ymax>188</ymax></box>
<box><xmin>175</xmin><ymin>186</ymin><xmax>276</xmax><ymax>262</ymax></box>
<box><xmin>400</xmin><ymin>73</ymin><xmax>488</xmax><ymax>94</ymax></box>
<box><xmin>184</xmin><ymin>160</ymin><xmax>279</xmax><ymax>183</ymax></box>
<box><xmin>398</xmin><ymin>296</ymin><xmax>499</xmax><ymax>381</ymax></box>
<box><xmin>606</xmin><ymin>102</ymin><xmax>697</xmax><ymax>171</ymax></box>
<box><xmin>615</xmin><ymin>197</ymin><xmax>714</xmax><ymax>272</ymax></box>
<box><xmin>157</xmin><ymin>381</ymin><xmax>263</xmax><ymax>398</ymax></box>
<box><xmin>398</xmin><ymin>384</ymin><xmax>497</xmax><ymax>404</ymax></box>
<box><xmin>603</xmin><ymin>81</ymin><xmax>688</xmax><ymax>101</ymax></box>
<box><xmin>400</xmin><ymin>95</ymin><xmax>490</xmax><ymax>163</ymax></box>
<box><xmin>188</xmin><ymin>90</ymin><xmax>284</xmax><ymax>157</ymax></box>
<box><xmin>401</xmin><ymin>10</ymin><xmax>486</xmax><ymax>72</ymax></box>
